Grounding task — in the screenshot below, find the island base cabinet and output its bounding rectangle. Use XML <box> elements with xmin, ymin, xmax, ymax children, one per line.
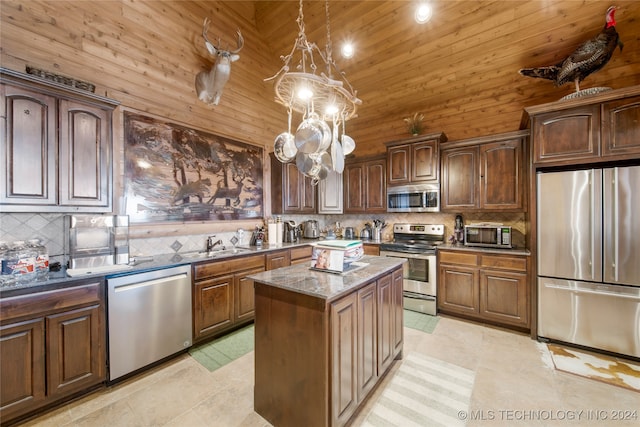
<box><xmin>254</xmin><ymin>285</ymin><xmax>329</xmax><ymax>427</ymax></box>
<box><xmin>254</xmin><ymin>266</ymin><xmax>402</xmax><ymax>427</ymax></box>
<box><xmin>331</xmin><ymin>293</ymin><xmax>358</xmax><ymax>426</ymax></box>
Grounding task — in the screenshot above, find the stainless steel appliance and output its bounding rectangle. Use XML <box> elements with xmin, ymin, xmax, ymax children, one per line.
<box><xmin>65</xmin><ymin>214</ymin><xmax>129</xmax><ymax>269</ymax></box>
<box><xmin>344</xmin><ymin>227</ymin><xmax>355</xmax><ymax>239</ymax></box>
<box><xmin>107</xmin><ymin>265</ymin><xmax>193</xmax><ymax>381</ymax></box>
<box><xmin>464</xmin><ymin>224</ymin><xmax>512</xmax><ymax>248</ymax></box>
<box><xmin>380</xmin><ymin>223</ymin><xmax>445</xmax><ymax>315</ymax></box>
<box><xmin>303</xmin><ymin>219</ymin><xmax>320</xmax><ymax>239</ymax></box>
<box><xmin>387</xmin><ymin>183</ymin><xmax>440</xmax><ymax>213</ymax></box>
<box><xmin>537</xmin><ymin>166</ymin><xmax>640</xmax><ymax>358</ymax></box>
<box><xmin>283</xmin><ymin>221</ymin><xmax>300</xmax><ymax>242</ymax></box>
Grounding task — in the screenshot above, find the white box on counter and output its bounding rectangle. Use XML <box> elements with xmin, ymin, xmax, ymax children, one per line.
<box><xmin>310</xmin><ymin>240</ymin><xmax>364</xmax><ymax>273</ymax></box>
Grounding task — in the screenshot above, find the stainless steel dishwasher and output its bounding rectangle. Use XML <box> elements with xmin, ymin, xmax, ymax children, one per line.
<box><xmin>107</xmin><ymin>264</ymin><xmax>192</xmax><ymax>381</ymax></box>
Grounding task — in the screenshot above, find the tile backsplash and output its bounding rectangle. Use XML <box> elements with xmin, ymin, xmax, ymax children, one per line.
<box><xmin>0</xmin><ymin>213</ymin><xmax>66</xmax><ymax>262</ymax></box>
<box><xmin>0</xmin><ymin>211</ymin><xmax>527</xmax><ymax>264</ymax></box>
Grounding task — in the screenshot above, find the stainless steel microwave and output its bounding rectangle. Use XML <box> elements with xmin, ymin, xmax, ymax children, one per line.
<box><xmin>464</xmin><ymin>224</ymin><xmax>512</xmax><ymax>248</ymax></box>
<box><xmin>387</xmin><ymin>184</ymin><xmax>440</xmax><ymax>213</ymax></box>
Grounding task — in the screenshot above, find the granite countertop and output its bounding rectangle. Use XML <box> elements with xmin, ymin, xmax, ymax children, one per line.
<box><xmin>0</xmin><ymin>240</ymin><xmax>321</xmax><ymax>298</ymax></box>
<box><xmin>248</xmin><ymin>255</ymin><xmax>405</xmax><ymax>302</ymax></box>
<box><xmin>438</xmin><ymin>243</ymin><xmax>531</xmax><ymax>256</ymax></box>
<box><xmin>0</xmin><ymin>238</ymin><xmax>396</xmax><ymax>298</ymax></box>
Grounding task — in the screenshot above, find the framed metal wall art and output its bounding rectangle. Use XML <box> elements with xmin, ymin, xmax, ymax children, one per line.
<box><xmin>123</xmin><ymin>112</ymin><xmax>263</xmax><ymax>223</ymax></box>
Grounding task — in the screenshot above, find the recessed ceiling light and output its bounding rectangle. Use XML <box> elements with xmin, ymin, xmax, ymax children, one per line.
<box><xmin>341</xmin><ymin>43</ymin><xmax>354</xmax><ymax>59</ymax></box>
<box><xmin>415</xmin><ymin>3</ymin><xmax>433</xmax><ymax>24</ymax></box>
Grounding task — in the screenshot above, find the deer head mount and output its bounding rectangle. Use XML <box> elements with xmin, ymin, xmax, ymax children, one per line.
<box><xmin>195</xmin><ymin>17</ymin><xmax>244</xmax><ymax>105</ymax></box>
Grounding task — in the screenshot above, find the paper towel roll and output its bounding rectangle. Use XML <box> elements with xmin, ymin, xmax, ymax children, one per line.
<box><xmin>268</xmin><ymin>223</ymin><xmax>278</xmax><ymax>245</ymax></box>
<box><xmin>276</xmin><ymin>222</ymin><xmax>283</xmax><ymax>243</ymax></box>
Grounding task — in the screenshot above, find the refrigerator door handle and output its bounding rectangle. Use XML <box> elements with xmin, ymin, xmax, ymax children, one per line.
<box><xmin>544</xmin><ymin>283</ymin><xmax>640</xmax><ymax>300</ymax></box>
<box><xmin>603</xmin><ymin>168</ymin><xmax>618</xmax><ymax>282</ymax></box>
<box><xmin>591</xmin><ymin>169</ymin><xmax>603</xmax><ymax>282</ymax></box>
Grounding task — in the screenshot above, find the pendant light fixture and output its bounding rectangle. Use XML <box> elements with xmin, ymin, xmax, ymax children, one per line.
<box><xmin>265</xmin><ymin>0</ymin><xmax>361</xmax><ymax>184</ymax></box>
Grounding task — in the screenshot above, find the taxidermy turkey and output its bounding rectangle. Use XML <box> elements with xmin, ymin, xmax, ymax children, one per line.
<box><xmin>519</xmin><ymin>6</ymin><xmax>623</xmax><ymax>92</ymax></box>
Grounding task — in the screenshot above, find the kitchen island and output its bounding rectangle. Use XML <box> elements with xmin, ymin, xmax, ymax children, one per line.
<box><xmin>249</xmin><ymin>256</ymin><xmax>405</xmax><ymax>427</ymax></box>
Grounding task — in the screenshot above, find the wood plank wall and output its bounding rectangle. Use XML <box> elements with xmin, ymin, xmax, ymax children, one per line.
<box><xmin>0</xmin><ymin>0</ymin><xmax>286</xmax><ymax>148</ymax></box>
<box><xmin>2</xmin><ymin>1</ymin><xmax>639</xmax><ymax>161</ymax></box>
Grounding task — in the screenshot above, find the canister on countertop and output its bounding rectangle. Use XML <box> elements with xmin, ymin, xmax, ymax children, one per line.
<box><xmin>268</xmin><ymin>219</ymin><xmax>278</xmax><ymax>245</ymax></box>
<box><xmin>276</xmin><ymin>216</ymin><xmax>283</xmax><ymax>243</ymax></box>
<box><xmin>344</xmin><ymin>227</ymin><xmax>355</xmax><ymax>239</ymax></box>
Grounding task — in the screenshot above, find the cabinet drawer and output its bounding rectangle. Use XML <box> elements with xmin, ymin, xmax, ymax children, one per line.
<box><xmin>363</xmin><ymin>244</ymin><xmax>380</xmax><ymax>256</ymax></box>
<box><xmin>290</xmin><ymin>245</ymin><xmax>312</xmax><ymax>261</ymax></box>
<box><xmin>480</xmin><ymin>255</ymin><xmax>527</xmax><ymax>272</ymax></box>
<box><xmin>1</xmin><ymin>282</ymin><xmax>102</xmax><ymax>322</ymax></box>
<box><xmin>194</xmin><ymin>254</ymin><xmax>264</xmax><ymax>281</ymax></box>
<box><xmin>438</xmin><ymin>251</ymin><xmax>478</xmax><ymax>266</ymax></box>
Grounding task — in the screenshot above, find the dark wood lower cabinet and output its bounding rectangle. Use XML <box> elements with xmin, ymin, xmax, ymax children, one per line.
<box><xmin>46</xmin><ymin>305</ymin><xmax>103</xmax><ymax>398</ymax></box>
<box><xmin>193</xmin><ymin>254</ymin><xmax>265</xmax><ymax>343</ymax></box>
<box><xmin>331</xmin><ymin>292</ymin><xmax>358</xmax><ymax>426</ymax></box>
<box><xmin>265</xmin><ymin>249</ymin><xmax>291</xmax><ymax>270</ymax></box>
<box><xmin>438</xmin><ymin>249</ymin><xmax>530</xmax><ymax>329</ymax></box>
<box><xmin>0</xmin><ymin>318</ymin><xmax>46</xmax><ymax>421</ymax></box>
<box><xmin>0</xmin><ymin>280</ymin><xmax>105</xmax><ymax>425</ymax></box>
<box><xmin>290</xmin><ymin>245</ymin><xmax>312</xmax><ymax>265</ymax></box>
<box><xmin>235</xmin><ymin>266</ymin><xmax>265</xmax><ymax>323</ymax></box>
<box><xmin>254</xmin><ymin>265</ymin><xmax>403</xmax><ymax>427</ymax></box>
<box><xmin>194</xmin><ymin>275</ymin><xmax>234</xmax><ymax>339</ymax></box>
<box><xmin>357</xmin><ymin>283</ymin><xmax>378</xmax><ymax>402</ymax></box>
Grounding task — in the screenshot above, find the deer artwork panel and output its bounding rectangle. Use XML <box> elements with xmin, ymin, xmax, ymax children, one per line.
<box><xmin>123</xmin><ymin>112</ymin><xmax>263</xmax><ymax>223</ymax></box>
<box><xmin>195</xmin><ymin>17</ymin><xmax>243</xmax><ymax>105</ymax></box>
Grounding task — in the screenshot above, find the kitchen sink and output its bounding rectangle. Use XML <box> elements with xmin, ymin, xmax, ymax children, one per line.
<box><xmin>180</xmin><ymin>248</ymin><xmax>252</xmax><ymax>259</ymax></box>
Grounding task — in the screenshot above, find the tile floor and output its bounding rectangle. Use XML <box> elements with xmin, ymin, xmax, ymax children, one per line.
<box><xmin>17</xmin><ymin>315</ymin><xmax>640</xmax><ymax>427</ymax></box>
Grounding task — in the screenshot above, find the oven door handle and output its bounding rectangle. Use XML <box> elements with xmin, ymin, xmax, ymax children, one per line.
<box><xmin>404</xmin><ymin>290</ymin><xmax>436</xmax><ymax>301</ymax></box>
<box><xmin>380</xmin><ymin>251</ymin><xmax>434</xmax><ymax>259</ymax></box>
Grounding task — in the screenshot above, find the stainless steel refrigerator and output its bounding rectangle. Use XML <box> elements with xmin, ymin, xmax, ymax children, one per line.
<box><xmin>537</xmin><ymin>166</ymin><xmax>640</xmax><ymax>358</ymax></box>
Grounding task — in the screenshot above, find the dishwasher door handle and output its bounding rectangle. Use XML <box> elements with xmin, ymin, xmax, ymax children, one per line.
<box><xmin>113</xmin><ymin>272</ymin><xmax>189</xmax><ymax>293</ymax></box>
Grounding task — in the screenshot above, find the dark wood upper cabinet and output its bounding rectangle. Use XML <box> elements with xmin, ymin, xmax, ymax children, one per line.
<box><xmin>441</xmin><ymin>130</ymin><xmax>527</xmax><ymax>212</ymax></box>
<box><xmin>58</xmin><ymin>100</ymin><xmax>110</xmax><ymax>207</ymax></box>
<box><xmin>523</xmin><ymin>87</ymin><xmax>640</xmax><ymax>167</ymax></box>
<box><xmin>0</xmin><ymin>68</ymin><xmax>118</xmax><ymax>212</ymax></box>
<box><xmin>386</xmin><ymin>132</ymin><xmax>446</xmax><ymax>186</ymax></box>
<box><xmin>0</xmin><ymin>85</ymin><xmax>57</xmax><ymax>206</ymax></box>
<box><xmin>441</xmin><ymin>146</ymin><xmax>478</xmax><ymax>210</ymax></box>
<box><xmin>270</xmin><ymin>154</ymin><xmax>316</xmax><ymax>214</ymax></box>
<box><xmin>344</xmin><ymin>156</ymin><xmax>386</xmax><ymax>213</ymax></box>
<box><xmin>480</xmin><ymin>140</ymin><xmax>524</xmax><ymax>211</ymax></box>
<box><xmin>531</xmin><ymin>105</ymin><xmax>600</xmax><ymax>164</ymax></box>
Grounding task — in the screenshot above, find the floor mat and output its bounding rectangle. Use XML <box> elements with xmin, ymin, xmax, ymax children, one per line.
<box><xmin>362</xmin><ymin>352</ymin><xmax>475</xmax><ymax>427</ymax></box>
<box><xmin>548</xmin><ymin>344</ymin><xmax>640</xmax><ymax>393</ymax></box>
<box><xmin>189</xmin><ymin>324</ymin><xmax>254</xmax><ymax>372</ymax></box>
<box><xmin>191</xmin><ymin>310</ymin><xmax>437</xmax><ymax>371</ymax></box>
<box><xmin>404</xmin><ymin>309</ymin><xmax>440</xmax><ymax>334</ymax></box>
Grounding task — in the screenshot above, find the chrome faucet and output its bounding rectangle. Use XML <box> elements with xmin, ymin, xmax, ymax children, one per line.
<box><xmin>206</xmin><ymin>235</ymin><xmax>223</xmax><ymax>252</ymax></box>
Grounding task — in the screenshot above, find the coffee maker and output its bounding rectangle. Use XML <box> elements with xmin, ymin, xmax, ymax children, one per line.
<box><xmin>283</xmin><ymin>221</ymin><xmax>300</xmax><ymax>242</ymax></box>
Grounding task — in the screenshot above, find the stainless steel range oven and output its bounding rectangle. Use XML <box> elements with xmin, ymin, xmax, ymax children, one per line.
<box><xmin>380</xmin><ymin>223</ymin><xmax>444</xmax><ymax>316</ymax></box>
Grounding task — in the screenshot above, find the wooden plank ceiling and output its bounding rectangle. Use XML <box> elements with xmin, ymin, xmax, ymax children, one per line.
<box><xmin>1</xmin><ymin>1</ymin><xmax>638</xmax><ymax>157</ymax></box>
<box><xmin>250</xmin><ymin>0</ymin><xmax>640</xmax><ymax>154</ymax></box>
